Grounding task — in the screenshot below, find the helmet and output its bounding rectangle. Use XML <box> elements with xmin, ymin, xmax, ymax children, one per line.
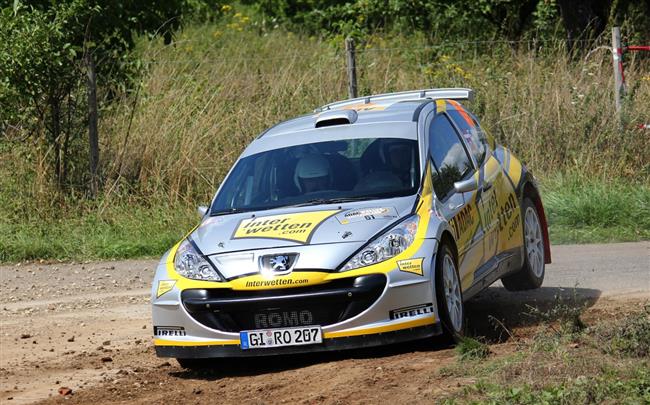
<box><xmin>294</xmin><ymin>154</ymin><xmax>331</xmax><ymax>192</ymax></box>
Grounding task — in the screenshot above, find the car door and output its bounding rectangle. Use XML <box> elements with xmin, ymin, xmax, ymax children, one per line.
<box><xmin>427</xmin><ymin>109</ymin><xmax>484</xmax><ymax>292</ymax></box>
<box><xmin>447</xmin><ymin>101</ymin><xmax>519</xmax><ymax>268</ymax></box>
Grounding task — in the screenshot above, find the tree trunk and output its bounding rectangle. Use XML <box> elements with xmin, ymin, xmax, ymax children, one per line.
<box><xmin>50</xmin><ymin>94</ymin><xmax>62</xmax><ymax>189</ymax></box>
<box><xmin>86</xmin><ymin>52</ymin><xmax>99</xmax><ymax>198</ymax></box>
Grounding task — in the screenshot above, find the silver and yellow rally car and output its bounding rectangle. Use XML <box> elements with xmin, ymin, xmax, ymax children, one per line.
<box><xmin>152</xmin><ymin>88</ymin><xmax>551</xmax><ymax>367</ymax></box>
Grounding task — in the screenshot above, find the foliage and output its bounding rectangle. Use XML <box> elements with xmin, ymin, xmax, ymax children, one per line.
<box><xmin>243</xmin><ymin>0</ymin><xmax>650</xmax><ymax>42</ymax></box>
<box><xmin>0</xmin><ymin>0</ymin><xmax>224</xmax><ymax>189</ymax></box>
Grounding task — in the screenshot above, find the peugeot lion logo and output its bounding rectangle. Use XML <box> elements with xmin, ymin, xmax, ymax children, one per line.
<box><xmin>259</xmin><ymin>253</ymin><xmax>298</xmax><ymax>276</ymax></box>
<box><xmin>270</xmin><ymin>255</ymin><xmax>289</xmax><ymax>271</ymax></box>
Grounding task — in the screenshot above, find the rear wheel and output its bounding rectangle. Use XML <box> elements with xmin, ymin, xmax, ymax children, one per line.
<box><xmin>434</xmin><ymin>243</ymin><xmax>465</xmax><ymax>342</ymax></box>
<box><xmin>502</xmin><ymin>197</ymin><xmax>545</xmax><ymax>291</ymax></box>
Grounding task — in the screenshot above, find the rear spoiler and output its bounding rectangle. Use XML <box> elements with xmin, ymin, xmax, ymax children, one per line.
<box><xmin>315</xmin><ymin>88</ymin><xmax>474</xmax><ymax>112</ymax></box>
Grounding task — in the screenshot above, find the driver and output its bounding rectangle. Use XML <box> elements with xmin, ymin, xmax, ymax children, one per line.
<box><xmin>294</xmin><ymin>154</ymin><xmax>331</xmax><ymax>193</ymax></box>
<box><xmin>385</xmin><ymin>142</ymin><xmax>413</xmax><ymax>185</ymax></box>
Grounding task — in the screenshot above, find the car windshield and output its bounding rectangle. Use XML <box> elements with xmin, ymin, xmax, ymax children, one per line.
<box><xmin>211</xmin><ymin>137</ymin><xmax>420</xmax><ymax>215</ymax></box>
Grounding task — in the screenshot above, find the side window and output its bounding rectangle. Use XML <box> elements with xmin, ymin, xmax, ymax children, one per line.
<box><xmin>447</xmin><ymin>109</ymin><xmax>486</xmax><ymax>165</ymax></box>
<box><xmin>429</xmin><ymin>114</ymin><xmax>474</xmax><ymax>200</ymax></box>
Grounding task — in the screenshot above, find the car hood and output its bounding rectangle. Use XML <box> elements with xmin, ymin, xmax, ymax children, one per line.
<box><xmin>190</xmin><ymin>196</ymin><xmax>417</xmax><ymax>276</ymax></box>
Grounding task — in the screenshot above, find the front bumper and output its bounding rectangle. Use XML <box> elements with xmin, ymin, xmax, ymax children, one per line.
<box><xmin>152</xmin><ymin>238</ymin><xmax>441</xmax><ymax>358</ymax></box>
<box><xmin>155</xmin><ymin>322</ymin><xmax>441</xmax><ymax>358</ymax></box>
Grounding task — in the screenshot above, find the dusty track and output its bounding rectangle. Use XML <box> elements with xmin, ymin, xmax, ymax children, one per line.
<box><xmin>0</xmin><ymin>242</ymin><xmax>648</xmax><ymax>404</ymax></box>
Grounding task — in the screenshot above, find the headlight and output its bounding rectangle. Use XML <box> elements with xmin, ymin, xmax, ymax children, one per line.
<box><xmin>174</xmin><ymin>239</ymin><xmax>222</xmax><ymax>281</ymax></box>
<box><xmin>340</xmin><ymin>215</ymin><xmax>419</xmax><ymax>271</ymax></box>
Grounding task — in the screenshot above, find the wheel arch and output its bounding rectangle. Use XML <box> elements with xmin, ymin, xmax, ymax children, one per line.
<box><xmin>438</xmin><ymin>230</ymin><xmax>459</xmax><ymax>264</ymax></box>
<box><xmin>520</xmin><ymin>177</ymin><xmax>552</xmax><ymax>264</ymax></box>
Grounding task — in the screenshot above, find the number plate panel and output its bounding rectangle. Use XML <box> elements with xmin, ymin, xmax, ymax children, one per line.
<box><xmin>240</xmin><ymin>326</ymin><xmax>323</xmax><ymax>350</ymax></box>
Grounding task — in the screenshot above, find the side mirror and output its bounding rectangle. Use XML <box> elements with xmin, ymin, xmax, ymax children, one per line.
<box><xmin>454</xmin><ymin>177</ymin><xmax>478</xmax><ymax>193</ymax></box>
<box><xmin>197</xmin><ymin>205</ymin><xmax>208</xmax><ymax>217</ymax></box>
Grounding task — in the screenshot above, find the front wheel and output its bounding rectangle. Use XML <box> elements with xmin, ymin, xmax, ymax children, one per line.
<box><xmin>502</xmin><ymin>197</ymin><xmax>545</xmax><ymax>291</ymax></box>
<box><xmin>434</xmin><ymin>243</ymin><xmax>465</xmax><ymax>342</ymax></box>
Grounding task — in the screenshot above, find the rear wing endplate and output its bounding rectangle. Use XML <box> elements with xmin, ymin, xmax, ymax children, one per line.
<box><xmin>315</xmin><ymin>88</ymin><xmax>474</xmax><ymax>112</ymax></box>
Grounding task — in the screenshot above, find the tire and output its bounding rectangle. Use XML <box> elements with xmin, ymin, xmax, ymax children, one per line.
<box><xmin>176</xmin><ymin>358</ymin><xmax>213</xmax><ymax>370</ymax></box>
<box><xmin>502</xmin><ymin>197</ymin><xmax>545</xmax><ymax>291</ymax></box>
<box><xmin>434</xmin><ymin>243</ymin><xmax>466</xmax><ymax>343</ymax></box>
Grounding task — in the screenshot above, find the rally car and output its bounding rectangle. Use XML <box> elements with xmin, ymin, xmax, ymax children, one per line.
<box><xmin>151</xmin><ymin>88</ymin><xmax>551</xmax><ymax>368</ymax></box>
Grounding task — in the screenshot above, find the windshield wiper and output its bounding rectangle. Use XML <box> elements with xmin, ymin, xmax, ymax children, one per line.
<box><xmin>288</xmin><ymin>196</ymin><xmax>375</xmax><ymax>208</ymax></box>
<box><xmin>210</xmin><ymin>207</ymin><xmax>257</xmax><ymax>216</ymax></box>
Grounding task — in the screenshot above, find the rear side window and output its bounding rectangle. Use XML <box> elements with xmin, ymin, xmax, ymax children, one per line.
<box><xmin>428</xmin><ymin>114</ymin><xmax>474</xmax><ymax>200</ymax></box>
<box><xmin>447</xmin><ymin>107</ymin><xmax>486</xmax><ymax>165</ymax></box>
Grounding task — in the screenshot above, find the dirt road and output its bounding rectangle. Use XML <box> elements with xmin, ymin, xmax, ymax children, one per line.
<box><xmin>1</xmin><ymin>242</ymin><xmax>648</xmax><ymax>404</ymax></box>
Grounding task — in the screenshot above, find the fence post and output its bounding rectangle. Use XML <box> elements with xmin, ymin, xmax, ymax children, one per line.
<box><xmin>86</xmin><ymin>51</ymin><xmax>99</xmax><ymax>198</ymax></box>
<box><xmin>611</xmin><ymin>27</ymin><xmax>625</xmax><ymax>113</ymax></box>
<box><xmin>345</xmin><ymin>37</ymin><xmax>358</xmax><ymax>99</ymax></box>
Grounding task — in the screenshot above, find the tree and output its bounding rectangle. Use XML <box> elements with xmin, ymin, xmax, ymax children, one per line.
<box><xmin>0</xmin><ymin>0</ymin><xmax>222</xmax><ymax>193</ymax></box>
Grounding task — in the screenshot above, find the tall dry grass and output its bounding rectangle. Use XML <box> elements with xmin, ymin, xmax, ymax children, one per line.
<box><xmin>2</xmin><ymin>24</ymin><xmax>649</xmax><ymax>261</ymax></box>
<box><xmin>101</xmin><ymin>26</ymin><xmax>650</xmax><ymax>205</ymax></box>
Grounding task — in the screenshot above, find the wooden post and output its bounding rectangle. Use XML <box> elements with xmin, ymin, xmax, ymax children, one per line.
<box><xmin>611</xmin><ymin>27</ymin><xmax>625</xmax><ymax>112</ymax></box>
<box><xmin>86</xmin><ymin>52</ymin><xmax>99</xmax><ymax>198</ymax></box>
<box><xmin>345</xmin><ymin>37</ymin><xmax>358</xmax><ymax>99</ymax></box>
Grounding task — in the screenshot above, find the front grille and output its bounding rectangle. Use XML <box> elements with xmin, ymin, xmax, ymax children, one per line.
<box><xmin>181</xmin><ymin>274</ymin><xmax>386</xmax><ymax>332</ymax></box>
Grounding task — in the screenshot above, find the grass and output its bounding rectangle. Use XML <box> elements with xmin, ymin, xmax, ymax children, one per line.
<box><xmin>0</xmin><ymin>199</ymin><xmax>197</xmax><ymax>262</ymax></box>
<box><xmin>542</xmin><ymin>174</ymin><xmax>650</xmax><ymax>244</ymax></box>
<box><xmin>442</xmin><ymin>301</ymin><xmax>650</xmax><ymax>404</ymax></box>
<box><xmin>455</xmin><ymin>337</ymin><xmax>492</xmax><ymax>361</ymax></box>
<box><xmin>0</xmin><ymin>174</ymin><xmax>647</xmax><ymax>263</ymax></box>
<box><xmin>1</xmin><ymin>18</ymin><xmax>649</xmax><ymax>262</ymax></box>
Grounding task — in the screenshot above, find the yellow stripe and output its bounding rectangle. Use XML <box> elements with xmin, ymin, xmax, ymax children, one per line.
<box><xmin>507</xmin><ymin>151</ymin><xmax>522</xmax><ymax>187</ymax></box>
<box><xmin>153</xmin><ymin>338</ymin><xmax>240</xmax><ymax>346</ymax></box>
<box><xmin>435</xmin><ymin>99</ymin><xmax>446</xmax><ymax>113</ymax></box>
<box><xmin>153</xmin><ymin>317</ymin><xmax>436</xmax><ymax>347</ymax></box>
<box><xmin>323</xmin><ymin>316</ymin><xmax>435</xmax><ymax>338</ymax></box>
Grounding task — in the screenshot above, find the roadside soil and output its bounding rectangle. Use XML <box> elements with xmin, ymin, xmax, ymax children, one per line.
<box><xmin>0</xmin><ymin>249</ymin><xmax>648</xmax><ymax>404</ymax></box>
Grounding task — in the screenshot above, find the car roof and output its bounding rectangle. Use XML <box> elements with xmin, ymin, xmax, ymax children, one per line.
<box><xmin>261</xmin><ymin>99</ymin><xmax>428</xmax><ymax>138</ymax></box>
<box><xmin>241</xmin><ymin>88</ymin><xmax>474</xmax><ymax>157</ymax></box>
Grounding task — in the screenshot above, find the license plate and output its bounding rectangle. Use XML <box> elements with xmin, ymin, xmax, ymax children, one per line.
<box><xmin>240</xmin><ymin>326</ymin><xmax>322</xmax><ymax>350</ymax></box>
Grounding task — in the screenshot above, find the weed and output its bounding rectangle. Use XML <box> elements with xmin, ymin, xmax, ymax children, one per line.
<box><xmin>455</xmin><ymin>337</ymin><xmax>491</xmax><ymax>361</ymax></box>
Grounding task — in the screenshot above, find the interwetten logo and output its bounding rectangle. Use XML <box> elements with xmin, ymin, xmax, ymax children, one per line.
<box><xmin>232</xmin><ymin>210</ymin><xmax>339</xmax><ymax>243</ymax></box>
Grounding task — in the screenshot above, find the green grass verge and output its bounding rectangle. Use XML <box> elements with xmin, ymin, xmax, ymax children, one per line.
<box><xmin>541</xmin><ymin>174</ymin><xmax>650</xmax><ymax>244</ymax></box>
<box><xmin>0</xmin><ymin>202</ymin><xmax>196</xmax><ymax>263</ymax></box>
<box><xmin>0</xmin><ymin>175</ymin><xmax>648</xmax><ymax>263</ymax></box>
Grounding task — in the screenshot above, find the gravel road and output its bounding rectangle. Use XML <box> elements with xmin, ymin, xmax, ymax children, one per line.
<box><xmin>0</xmin><ymin>242</ymin><xmax>648</xmax><ymax>404</ymax></box>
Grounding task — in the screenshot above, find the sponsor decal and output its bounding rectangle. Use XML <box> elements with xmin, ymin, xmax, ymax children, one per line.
<box><xmin>254</xmin><ymin>310</ymin><xmax>314</xmax><ymax>329</ymax></box>
<box><xmin>153</xmin><ymin>326</ymin><xmax>186</xmax><ymax>337</ymax></box>
<box><xmin>337</xmin><ymin>207</ymin><xmax>397</xmax><ymax>224</ymax></box>
<box><xmin>449</xmin><ymin>203</ymin><xmax>477</xmax><ymax>240</ymax></box>
<box><xmin>389</xmin><ymin>303</ymin><xmax>434</xmax><ymax>320</ymax></box>
<box><xmin>244</xmin><ymin>278</ymin><xmax>309</xmax><ymax>288</ymax></box>
<box><xmin>497</xmin><ymin>193</ymin><xmax>517</xmax><ymax>232</ymax></box>
<box><xmin>342</xmin><ymin>102</ymin><xmax>386</xmax><ymax>112</ymax></box>
<box><xmin>156</xmin><ymin>280</ymin><xmax>176</xmax><ymax>298</ymax></box>
<box><xmin>397</xmin><ymin>257</ymin><xmax>425</xmax><ymax>276</ymax></box>
<box><xmin>232</xmin><ymin>210</ymin><xmax>339</xmax><ymax>244</ymax></box>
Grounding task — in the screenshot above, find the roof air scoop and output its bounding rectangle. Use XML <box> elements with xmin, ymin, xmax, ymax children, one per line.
<box><xmin>315</xmin><ymin>109</ymin><xmax>358</xmax><ymax>128</ymax></box>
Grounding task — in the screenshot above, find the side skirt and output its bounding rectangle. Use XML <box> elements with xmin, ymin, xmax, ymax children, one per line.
<box><xmin>463</xmin><ymin>247</ymin><xmax>523</xmax><ymax>301</ymax></box>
